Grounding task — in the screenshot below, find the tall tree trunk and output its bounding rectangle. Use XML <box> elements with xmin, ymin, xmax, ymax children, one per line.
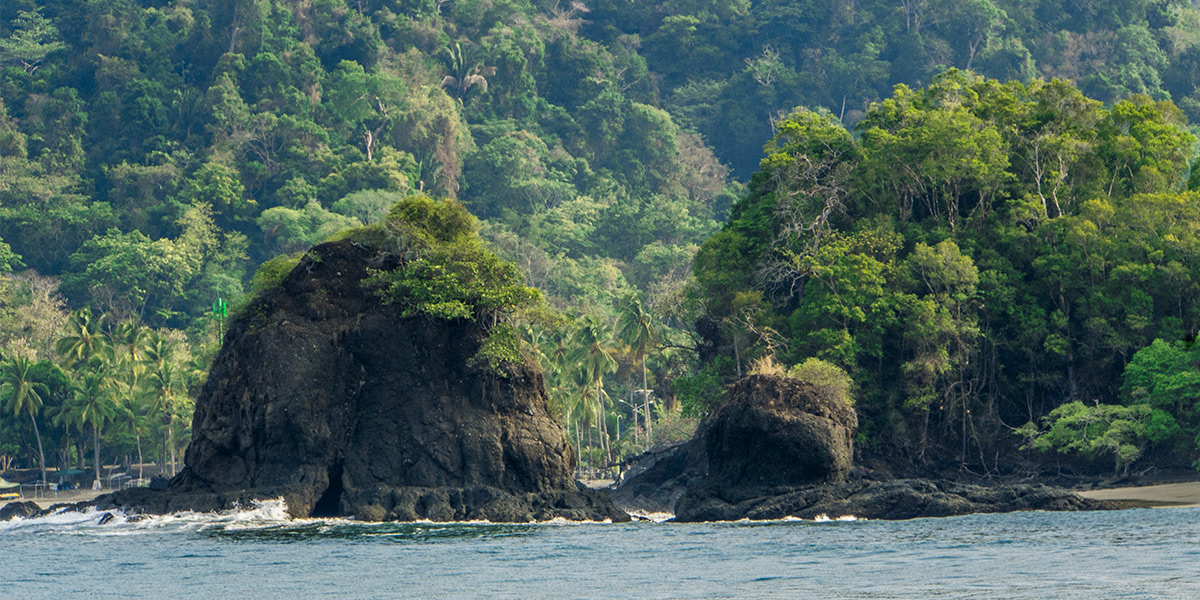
<box><xmin>93</xmin><ymin>422</ymin><xmax>102</xmax><ymax>487</ymax></box>
<box><xmin>642</xmin><ymin>353</ymin><xmax>652</xmax><ymax>448</ymax></box>
<box><xmin>168</xmin><ymin>422</ymin><xmax>177</xmax><ymax>477</ymax></box>
<box><xmin>30</xmin><ymin>413</ymin><xmax>47</xmax><ymax>488</ymax></box>
<box><xmin>135</xmin><ymin>432</ymin><xmax>144</xmax><ymax>481</ymax></box>
<box><xmin>597</xmin><ymin>379</ymin><xmax>611</xmax><ymax>466</ymax></box>
<box><xmin>628</xmin><ymin>389</ymin><xmax>638</xmax><ymax>443</ymax></box>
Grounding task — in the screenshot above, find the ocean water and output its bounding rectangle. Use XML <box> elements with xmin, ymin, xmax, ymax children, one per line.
<box><xmin>2</xmin><ymin>501</ymin><xmax>1198</xmax><ymax>599</ymax></box>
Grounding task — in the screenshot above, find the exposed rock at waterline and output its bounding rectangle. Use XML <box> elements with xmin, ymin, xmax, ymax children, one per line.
<box><xmin>0</xmin><ymin>500</ymin><xmax>40</xmax><ymax>521</ymax></box>
<box><xmin>673</xmin><ymin>475</ymin><xmax>1113</xmax><ymax>521</ymax></box>
<box><xmin>615</xmin><ymin>373</ymin><xmax>1115</xmax><ymax>521</ymax></box>
<box><xmin>613</xmin><ymin>374</ymin><xmax>856</xmax><ymax>514</ymax></box>
<box><xmin>95</xmin><ymin>240</ymin><xmax>627</xmax><ymax>523</ymax></box>
<box><xmin>703</xmin><ymin>374</ymin><xmax>857</xmax><ymax>493</ymax></box>
<box><xmin>609</xmin><ymin>440</ymin><xmax>707</xmax><ymax>514</ymax></box>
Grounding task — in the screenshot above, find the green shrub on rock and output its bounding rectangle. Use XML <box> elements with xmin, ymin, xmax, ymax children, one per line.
<box><xmin>789</xmin><ymin>358</ymin><xmax>854</xmax><ymax>407</ymax></box>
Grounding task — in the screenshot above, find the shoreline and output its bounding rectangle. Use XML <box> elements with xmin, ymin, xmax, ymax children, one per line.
<box><xmin>4</xmin><ymin>489</ymin><xmax>108</xmax><ymax>510</ymax></box>
<box><xmin>1076</xmin><ymin>482</ymin><xmax>1200</xmax><ymax>508</ymax></box>
<box><xmin>6</xmin><ymin>481</ymin><xmax>1200</xmax><ymax>516</ymax></box>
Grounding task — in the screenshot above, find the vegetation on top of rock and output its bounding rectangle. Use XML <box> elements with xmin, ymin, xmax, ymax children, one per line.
<box><xmin>363</xmin><ymin>195</ymin><xmax>542</xmax><ymax>324</ymax></box>
<box><xmin>245</xmin><ymin>251</ymin><xmax>304</xmax><ymax>301</ymax></box>
<box><xmin>789</xmin><ymin>358</ymin><xmax>854</xmax><ymax>408</ymax></box>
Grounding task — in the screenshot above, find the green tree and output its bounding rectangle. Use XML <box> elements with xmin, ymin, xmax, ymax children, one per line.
<box><xmin>616</xmin><ymin>293</ymin><xmax>656</xmax><ymax>443</ymax></box>
<box><xmin>64</xmin><ymin>371</ymin><xmax>116</xmax><ymax>486</ymax></box>
<box><xmin>569</xmin><ymin>317</ymin><xmax>618</xmax><ymax>464</ymax></box>
<box><xmin>1019</xmin><ymin>401</ymin><xmax>1171</xmax><ymax>475</ymax></box>
<box><xmin>142</xmin><ymin>331</ymin><xmax>188</xmax><ymax>476</ymax></box>
<box><xmin>0</xmin><ymin>353</ymin><xmax>50</xmax><ymax>486</ymax></box>
<box><xmin>56</xmin><ymin>308</ymin><xmax>107</xmax><ymax>367</ymax></box>
<box><xmin>439</xmin><ymin>42</ymin><xmax>489</xmax><ymax>101</ymax></box>
<box><xmin>0</xmin><ymin>8</ymin><xmax>65</xmax><ymax>73</ymax></box>
<box><xmin>257</xmin><ymin>200</ymin><xmax>362</xmax><ymax>254</ymax></box>
<box><xmin>789</xmin><ymin>357</ymin><xmax>853</xmax><ymax>407</ymax></box>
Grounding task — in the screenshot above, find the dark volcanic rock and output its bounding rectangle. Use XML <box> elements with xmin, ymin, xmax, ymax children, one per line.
<box><xmin>673</xmin><ymin>476</ymin><xmax>1114</xmax><ymax>521</ymax></box>
<box><xmin>0</xmin><ymin>501</ymin><xmax>40</xmax><ymax>521</ymax></box>
<box><xmin>704</xmin><ymin>374</ymin><xmax>857</xmax><ymax>496</ymax></box>
<box><xmin>610</xmin><ymin>440</ymin><xmax>707</xmax><ymax>514</ymax></box>
<box><xmin>98</xmin><ymin>240</ymin><xmax>627</xmax><ymax>523</ymax></box>
<box><xmin>614</xmin><ymin>374</ymin><xmax>855</xmax><ymax>514</ymax></box>
<box><xmin>617</xmin><ymin>373</ymin><xmax>1116</xmax><ymax>521</ymax></box>
<box><xmin>614</xmin><ymin>373</ymin><xmax>855</xmax><ymax>514</ymax></box>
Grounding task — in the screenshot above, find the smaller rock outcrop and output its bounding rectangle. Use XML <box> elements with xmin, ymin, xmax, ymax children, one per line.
<box><xmin>703</xmin><ymin>374</ymin><xmax>857</xmax><ymax>496</ymax></box>
<box><xmin>616</xmin><ymin>372</ymin><xmax>1116</xmax><ymax>521</ymax></box>
<box><xmin>0</xmin><ymin>501</ymin><xmax>40</xmax><ymax>521</ymax></box>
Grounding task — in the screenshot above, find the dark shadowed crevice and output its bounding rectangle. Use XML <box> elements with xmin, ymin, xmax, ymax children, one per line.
<box><xmin>311</xmin><ymin>463</ymin><xmax>345</xmax><ymax>517</ymax></box>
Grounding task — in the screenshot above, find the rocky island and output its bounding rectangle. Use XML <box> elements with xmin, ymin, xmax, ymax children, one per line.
<box><xmin>89</xmin><ymin>198</ymin><xmax>628</xmax><ymax>523</ymax></box>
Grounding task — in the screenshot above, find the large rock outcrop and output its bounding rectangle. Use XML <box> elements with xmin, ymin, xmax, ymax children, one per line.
<box><xmin>615</xmin><ymin>373</ymin><xmax>1115</xmax><ymax>521</ymax></box>
<box><xmin>98</xmin><ymin>240</ymin><xmax>627</xmax><ymax>522</ymax></box>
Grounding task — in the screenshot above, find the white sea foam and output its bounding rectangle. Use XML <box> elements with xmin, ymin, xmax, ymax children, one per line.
<box><xmin>813</xmin><ymin>513</ymin><xmax>860</xmax><ymax>522</ymax></box>
<box><xmin>625</xmin><ymin>510</ymin><xmax>674</xmax><ymax>523</ymax></box>
<box><xmin>0</xmin><ymin>497</ymin><xmax>294</xmax><ymax>535</ymax></box>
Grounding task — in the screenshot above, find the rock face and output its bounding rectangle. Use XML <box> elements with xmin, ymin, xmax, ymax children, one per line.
<box><xmin>612</xmin><ymin>374</ymin><xmax>855</xmax><ymax>514</ymax></box>
<box><xmin>99</xmin><ymin>240</ymin><xmax>627</xmax><ymax>523</ymax></box>
<box><xmin>703</xmin><ymin>375</ymin><xmax>857</xmax><ymax>495</ymax></box>
<box><xmin>0</xmin><ymin>500</ymin><xmax>40</xmax><ymax>521</ymax></box>
<box><xmin>615</xmin><ymin>373</ymin><xmax>1115</xmax><ymax>521</ymax></box>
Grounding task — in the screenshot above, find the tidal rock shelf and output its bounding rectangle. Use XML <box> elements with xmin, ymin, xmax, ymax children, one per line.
<box><xmin>615</xmin><ymin>373</ymin><xmax>1115</xmax><ymax>521</ymax></box>
<box><xmin>95</xmin><ymin>240</ymin><xmax>627</xmax><ymax>523</ymax></box>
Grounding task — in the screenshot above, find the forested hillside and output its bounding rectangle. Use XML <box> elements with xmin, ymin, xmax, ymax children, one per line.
<box><xmin>586</xmin><ymin>0</ymin><xmax>1200</xmax><ymax>176</ymax></box>
<box><xmin>689</xmin><ymin>73</ymin><xmax>1200</xmax><ymax>475</ymax></box>
<box><xmin>2</xmin><ymin>0</ymin><xmax>1200</xmax><ymax>482</ymax></box>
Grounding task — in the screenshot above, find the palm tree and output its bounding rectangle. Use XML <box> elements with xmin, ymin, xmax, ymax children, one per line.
<box><xmin>108</xmin><ymin>321</ymin><xmax>152</xmax><ymax>475</ymax></box>
<box><xmin>110</xmin><ymin>320</ymin><xmax>151</xmax><ymax>371</ymax></box>
<box><xmin>569</xmin><ymin>318</ymin><xmax>617</xmax><ymax>466</ymax></box>
<box><xmin>439</xmin><ymin>41</ymin><xmax>489</xmax><ymax>100</ymax></box>
<box><xmin>0</xmin><ymin>354</ymin><xmax>50</xmax><ymax>487</ymax></box>
<box><xmin>68</xmin><ymin>372</ymin><xmax>116</xmax><ymax>486</ymax></box>
<box><xmin>616</xmin><ymin>294</ymin><xmax>656</xmax><ymax>445</ymax></box>
<box><xmin>143</xmin><ymin>331</ymin><xmax>187</xmax><ymax>476</ymax></box>
<box><xmin>56</xmin><ymin>308</ymin><xmax>107</xmax><ymax>367</ymax></box>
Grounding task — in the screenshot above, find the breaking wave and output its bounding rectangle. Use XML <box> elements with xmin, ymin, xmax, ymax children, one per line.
<box><xmin>0</xmin><ymin>497</ymin><xmax>294</xmax><ymax>536</ymax></box>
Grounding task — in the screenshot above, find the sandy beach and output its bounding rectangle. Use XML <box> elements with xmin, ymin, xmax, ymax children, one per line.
<box><xmin>1077</xmin><ymin>482</ymin><xmax>1200</xmax><ymax>508</ymax></box>
<box><xmin>4</xmin><ymin>488</ymin><xmax>108</xmax><ymax>510</ymax></box>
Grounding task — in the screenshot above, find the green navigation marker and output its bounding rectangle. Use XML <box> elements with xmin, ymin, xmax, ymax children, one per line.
<box><xmin>213</xmin><ymin>296</ymin><xmax>228</xmax><ymax>340</ymax></box>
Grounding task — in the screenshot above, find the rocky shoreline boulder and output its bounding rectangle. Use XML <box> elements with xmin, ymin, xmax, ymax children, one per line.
<box><xmin>0</xmin><ymin>500</ymin><xmax>40</xmax><ymax>521</ymax></box>
<box><xmin>616</xmin><ymin>372</ymin><xmax>1116</xmax><ymax>521</ymax></box>
<box><xmin>702</xmin><ymin>374</ymin><xmax>857</xmax><ymax>495</ymax></box>
<box><xmin>93</xmin><ymin>211</ymin><xmax>628</xmax><ymax>523</ymax></box>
